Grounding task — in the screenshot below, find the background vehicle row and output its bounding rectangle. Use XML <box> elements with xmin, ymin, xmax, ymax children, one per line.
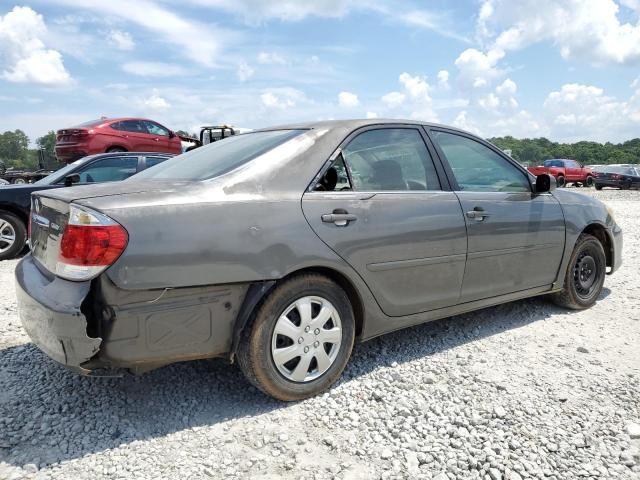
<box><xmin>0</xmin><ymin>152</ymin><xmax>172</xmax><ymax>260</ymax></box>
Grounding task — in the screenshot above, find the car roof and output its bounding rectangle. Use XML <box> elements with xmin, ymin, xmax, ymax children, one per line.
<box><xmin>79</xmin><ymin>152</ymin><xmax>175</xmax><ymax>161</ymax></box>
<box><xmin>250</xmin><ymin>118</ymin><xmax>476</xmax><ymax>136</ymax></box>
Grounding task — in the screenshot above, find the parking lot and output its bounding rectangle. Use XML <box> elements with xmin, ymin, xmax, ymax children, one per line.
<box><xmin>0</xmin><ymin>189</ymin><xmax>638</xmax><ymax>480</ymax></box>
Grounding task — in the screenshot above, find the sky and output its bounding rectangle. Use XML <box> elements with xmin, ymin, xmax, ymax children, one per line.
<box><xmin>0</xmin><ymin>0</ymin><xmax>639</xmax><ymax>144</ymax></box>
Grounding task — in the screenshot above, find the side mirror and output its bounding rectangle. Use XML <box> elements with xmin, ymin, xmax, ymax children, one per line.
<box><xmin>535</xmin><ymin>174</ymin><xmax>556</xmax><ymax>193</ymax></box>
<box><xmin>64</xmin><ymin>173</ymin><xmax>81</xmax><ymax>187</ymax></box>
<box><xmin>168</xmin><ymin>131</ymin><xmax>175</xmax><ymax>138</ymax></box>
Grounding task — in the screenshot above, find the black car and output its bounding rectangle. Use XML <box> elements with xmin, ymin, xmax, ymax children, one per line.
<box><xmin>0</xmin><ymin>152</ymin><xmax>173</xmax><ymax>260</ymax></box>
<box><xmin>593</xmin><ymin>165</ymin><xmax>640</xmax><ymax>190</ymax></box>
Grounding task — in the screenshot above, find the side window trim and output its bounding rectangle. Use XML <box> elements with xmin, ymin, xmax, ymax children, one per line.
<box><xmin>424</xmin><ymin>127</ymin><xmax>533</xmax><ymax>193</ymax></box>
<box><xmin>306</xmin><ymin>124</ymin><xmax>449</xmax><ymax>194</ymax></box>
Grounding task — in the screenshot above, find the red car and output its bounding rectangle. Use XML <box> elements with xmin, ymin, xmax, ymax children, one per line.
<box><xmin>55</xmin><ymin>117</ymin><xmax>183</xmax><ymax>163</ymax></box>
<box><xmin>527</xmin><ymin>159</ymin><xmax>594</xmax><ymax>187</ymax></box>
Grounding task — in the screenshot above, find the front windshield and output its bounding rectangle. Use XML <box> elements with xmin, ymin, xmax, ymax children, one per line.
<box><xmin>132</xmin><ymin>129</ymin><xmax>305</xmax><ymax>181</ymax></box>
<box><xmin>34</xmin><ymin>158</ymin><xmax>86</xmax><ymax>185</ymax></box>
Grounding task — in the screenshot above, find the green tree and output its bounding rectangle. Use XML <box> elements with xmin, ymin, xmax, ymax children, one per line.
<box><xmin>36</xmin><ymin>131</ymin><xmax>57</xmax><ymax>160</ymax></box>
<box><xmin>0</xmin><ymin>129</ymin><xmax>30</xmax><ymax>163</ymax></box>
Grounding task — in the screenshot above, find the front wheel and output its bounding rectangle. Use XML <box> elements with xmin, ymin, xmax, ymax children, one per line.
<box><xmin>556</xmin><ymin>176</ymin><xmax>566</xmax><ymax>187</ymax></box>
<box><xmin>585</xmin><ymin>176</ymin><xmax>594</xmax><ymax>187</ymax></box>
<box><xmin>595</xmin><ymin>185</ymin><xmax>603</xmax><ymax>191</ymax></box>
<box><xmin>550</xmin><ymin>234</ymin><xmax>606</xmax><ymax>310</ymax></box>
<box><xmin>237</xmin><ymin>274</ymin><xmax>355</xmax><ymax>401</ymax></box>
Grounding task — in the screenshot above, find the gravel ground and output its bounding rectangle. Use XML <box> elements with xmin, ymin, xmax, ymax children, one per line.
<box><xmin>0</xmin><ymin>189</ymin><xmax>639</xmax><ymax>480</ymax></box>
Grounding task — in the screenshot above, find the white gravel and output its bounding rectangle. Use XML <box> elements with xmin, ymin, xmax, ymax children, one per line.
<box><xmin>1</xmin><ymin>189</ymin><xmax>639</xmax><ymax>480</ymax></box>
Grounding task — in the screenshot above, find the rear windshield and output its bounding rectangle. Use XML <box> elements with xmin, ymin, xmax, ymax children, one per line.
<box><xmin>543</xmin><ymin>159</ymin><xmax>564</xmax><ymax>167</ymax></box>
<box><xmin>132</xmin><ymin>129</ymin><xmax>304</xmax><ymax>181</ymax></box>
<box><xmin>70</xmin><ymin>119</ymin><xmax>107</xmax><ymax>128</ymax></box>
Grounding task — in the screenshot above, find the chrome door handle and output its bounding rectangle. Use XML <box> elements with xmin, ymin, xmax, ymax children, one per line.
<box><xmin>466</xmin><ymin>209</ymin><xmax>490</xmax><ymax>221</ymax></box>
<box><xmin>321</xmin><ymin>210</ymin><xmax>357</xmax><ymax>226</ymax></box>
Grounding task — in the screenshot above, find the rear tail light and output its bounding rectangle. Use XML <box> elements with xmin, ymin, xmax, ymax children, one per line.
<box><xmin>56</xmin><ymin>205</ymin><xmax>128</xmax><ymax>281</ymax></box>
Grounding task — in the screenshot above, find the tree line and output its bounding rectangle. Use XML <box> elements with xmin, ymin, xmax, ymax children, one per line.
<box><xmin>0</xmin><ymin>129</ymin><xmax>58</xmax><ymax>171</ymax></box>
<box><xmin>1</xmin><ymin>129</ymin><xmax>639</xmax><ymax>172</ymax></box>
<box><xmin>489</xmin><ymin>136</ymin><xmax>640</xmax><ymax>166</ymax></box>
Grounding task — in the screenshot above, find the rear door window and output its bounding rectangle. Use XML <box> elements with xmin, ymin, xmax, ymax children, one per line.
<box><xmin>75</xmin><ymin>156</ymin><xmax>139</xmax><ymax>183</ymax></box>
<box><xmin>336</xmin><ymin>128</ymin><xmax>441</xmax><ymax>191</ymax></box>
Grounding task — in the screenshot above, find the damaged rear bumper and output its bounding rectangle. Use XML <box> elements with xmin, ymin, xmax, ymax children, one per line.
<box><xmin>16</xmin><ymin>254</ymin><xmax>250</xmax><ymax>373</ymax></box>
<box><xmin>15</xmin><ymin>255</ymin><xmax>100</xmax><ymax>371</ymax></box>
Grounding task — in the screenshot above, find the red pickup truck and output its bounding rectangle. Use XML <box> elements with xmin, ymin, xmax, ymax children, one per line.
<box><xmin>528</xmin><ymin>159</ymin><xmax>594</xmax><ymax>187</ymax></box>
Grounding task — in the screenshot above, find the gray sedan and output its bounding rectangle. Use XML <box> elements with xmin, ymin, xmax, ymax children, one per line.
<box><xmin>16</xmin><ymin>119</ymin><xmax>622</xmax><ymax>401</ymax></box>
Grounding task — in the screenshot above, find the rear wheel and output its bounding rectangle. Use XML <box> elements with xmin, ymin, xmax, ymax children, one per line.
<box><xmin>550</xmin><ymin>234</ymin><xmax>606</xmax><ymax>310</ymax></box>
<box><xmin>106</xmin><ymin>146</ymin><xmax>126</xmax><ymax>153</ymax></box>
<box><xmin>556</xmin><ymin>176</ymin><xmax>566</xmax><ymax>187</ymax></box>
<box><xmin>0</xmin><ymin>211</ymin><xmax>27</xmax><ymax>261</ymax></box>
<box><xmin>237</xmin><ymin>274</ymin><xmax>355</xmax><ymax>401</ymax></box>
<box><xmin>585</xmin><ymin>176</ymin><xmax>594</xmax><ymax>187</ymax></box>
<box><xmin>621</xmin><ymin>182</ymin><xmax>632</xmax><ymax>190</ymax></box>
<box><xmin>595</xmin><ymin>185</ymin><xmax>603</xmax><ymax>191</ymax></box>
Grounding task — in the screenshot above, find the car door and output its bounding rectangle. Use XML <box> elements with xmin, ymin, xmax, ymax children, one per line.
<box><xmin>118</xmin><ymin>120</ymin><xmax>156</xmax><ymax>151</ymax></box>
<box><xmin>142</xmin><ymin>121</ymin><xmax>175</xmax><ymax>153</ymax></box>
<box><xmin>428</xmin><ymin>129</ymin><xmax>565</xmax><ymax>302</ymax></box>
<box><xmin>67</xmin><ymin>155</ymin><xmax>140</xmax><ymax>184</ymax></box>
<box><xmin>563</xmin><ymin>160</ymin><xmax>575</xmax><ymax>181</ymax></box>
<box><xmin>302</xmin><ymin>126</ymin><xmax>468</xmax><ymax>317</ymax></box>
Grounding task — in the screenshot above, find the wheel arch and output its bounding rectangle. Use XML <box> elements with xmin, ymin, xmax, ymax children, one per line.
<box><xmin>0</xmin><ymin>204</ymin><xmax>28</xmax><ymax>226</ymax></box>
<box><xmin>229</xmin><ymin>265</ymin><xmax>366</xmax><ymax>362</ymax></box>
<box><xmin>105</xmin><ymin>144</ymin><xmax>128</xmax><ymax>152</ymax></box>
<box><xmin>582</xmin><ymin>223</ymin><xmax>613</xmax><ymax>269</ymax></box>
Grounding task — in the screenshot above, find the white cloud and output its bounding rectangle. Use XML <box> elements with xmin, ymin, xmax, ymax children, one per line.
<box><xmin>478</xmin><ymin>0</ymin><xmax>640</xmax><ymax>65</ymax></box>
<box><xmin>479</xmin><ymin>78</ymin><xmax>518</xmax><ymax>111</ymax></box>
<box><xmin>237</xmin><ymin>61</ymin><xmax>255</xmax><ymax>81</ymax></box>
<box><xmin>381</xmin><ymin>91</ymin><xmax>406</xmax><ymax>108</ymax></box>
<box><xmin>454</xmin><ymin>47</ymin><xmax>505</xmax><ymax>89</ymax></box>
<box><xmin>380</xmin><ymin>72</ymin><xmax>437</xmax><ymax>121</ymax></box>
<box><xmin>366</xmin><ymin>111</ymin><xmax>379</xmax><ymax>119</ymax></box>
<box><xmin>437</xmin><ymin>70</ymin><xmax>450</xmax><ymax>89</ymax></box>
<box><xmin>257</xmin><ymin>51</ymin><xmax>286</xmax><ymax>65</ymax></box>
<box><xmin>46</xmin><ymin>0</ymin><xmax>224</xmax><ymax>66</ymax></box>
<box><xmin>142</xmin><ymin>92</ymin><xmax>171</xmax><ymax>111</ymax></box>
<box><xmin>108</xmin><ymin>30</ymin><xmax>134</xmax><ymax>50</ymax></box>
<box><xmin>338</xmin><ymin>91</ymin><xmax>359</xmax><ymax>107</ymax></box>
<box><xmin>122</xmin><ymin>62</ymin><xmax>187</xmax><ymax>77</ymax></box>
<box><xmin>0</xmin><ymin>6</ymin><xmax>71</xmax><ymax>86</ymax></box>
<box><xmin>260</xmin><ymin>88</ymin><xmax>306</xmax><ymax>109</ymax></box>
<box><xmin>399</xmin><ymin>72</ymin><xmax>430</xmax><ymax>99</ymax></box>
<box><xmin>452</xmin><ymin>111</ymin><xmax>481</xmax><ymax>135</ymax></box>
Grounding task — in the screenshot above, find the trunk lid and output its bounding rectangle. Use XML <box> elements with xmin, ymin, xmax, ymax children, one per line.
<box><xmin>30</xmin><ymin>180</ymin><xmax>191</xmax><ymax>275</ymax></box>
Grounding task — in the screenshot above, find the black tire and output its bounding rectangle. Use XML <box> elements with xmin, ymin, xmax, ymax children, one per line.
<box><xmin>556</xmin><ymin>176</ymin><xmax>566</xmax><ymax>187</ymax></box>
<box><xmin>106</xmin><ymin>146</ymin><xmax>126</xmax><ymax>153</ymax></box>
<box><xmin>550</xmin><ymin>234</ymin><xmax>606</xmax><ymax>310</ymax></box>
<box><xmin>595</xmin><ymin>185</ymin><xmax>603</xmax><ymax>191</ymax></box>
<box><xmin>621</xmin><ymin>182</ymin><xmax>632</xmax><ymax>190</ymax></box>
<box><xmin>11</xmin><ymin>177</ymin><xmax>27</xmax><ymax>185</ymax></box>
<box><xmin>237</xmin><ymin>274</ymin><xmax>355</xmax><ymax>401</ymax></box>
<box><xmin>585</xmin><ymin>176</ymin><xmax>594</xmax><ymax>187</ymax></box>
<box><xmin>0</xmin><ymin>211</ymin><xmax>27</xmax><ymax>261</ymax></box>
